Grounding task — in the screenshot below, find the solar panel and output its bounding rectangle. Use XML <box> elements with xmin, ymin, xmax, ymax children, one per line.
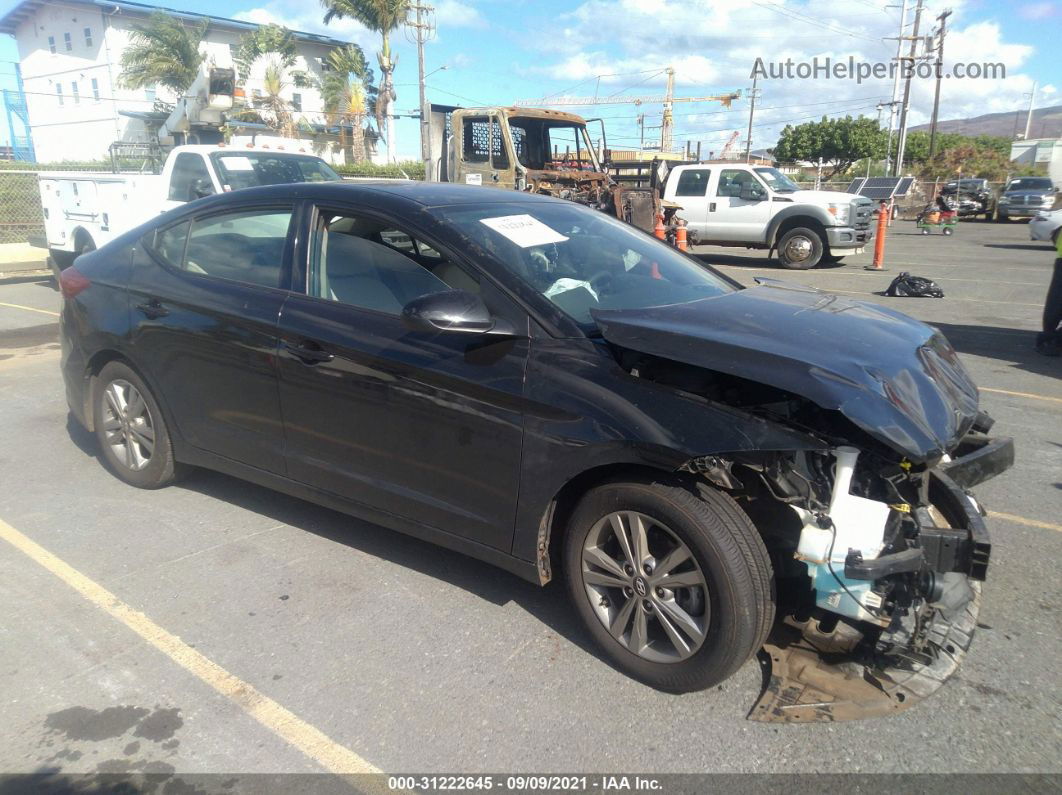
<box><xmin>846</xmin><ymin>176</ymin><xmax>915</xmax><ymax>200</ymax></box>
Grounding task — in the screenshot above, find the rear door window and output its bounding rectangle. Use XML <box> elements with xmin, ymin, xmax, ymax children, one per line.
<box><xmin>167</xmin><ymin>153</ymin><xmax>215</xmax><ymax>202</ymax></box>
<box><xmin>674</xmin><ymin>169</ymin><xmax>711</xmax><ymax>197</ymax></box>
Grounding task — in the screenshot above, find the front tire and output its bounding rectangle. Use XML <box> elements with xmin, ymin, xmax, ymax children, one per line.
<box><xmin>777</xmin><ymin>227</ymin><xmax>824</xmax><ymax>269</ymax></box>
<box><xmin>93</xmin><ymin>361</ymin><xmax>182</xmax><ymax>489</ymax></box>
<box><xmin>563</xmin><ymin>478</ymin><xmax>774</xmax><ymax>693</ymax></box>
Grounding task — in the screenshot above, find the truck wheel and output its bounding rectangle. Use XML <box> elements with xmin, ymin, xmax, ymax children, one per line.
<box><xmin>777</xmin><ymin>227</ymin><xmax>824</xmax><ymax>269</ymax></box>
<box><xmin>564</xmin><ymin>477</ymin><xmax>774</xmax><ymax>693</ymax></box>
<box><xmin>75</xmin><ymin>234</ymin><xmax>96</xmax><ymax>258</ymax></box>
<box><xmin>49</xmin><ymin>248</ymin><xmax>76</xmax><ymax>271</ymax></box>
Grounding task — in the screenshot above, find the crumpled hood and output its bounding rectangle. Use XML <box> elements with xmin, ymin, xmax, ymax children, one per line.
<box><xmin>591</xmin><ymin>280</ymin><xmax>980</xmax><ymax>462</ymax></box>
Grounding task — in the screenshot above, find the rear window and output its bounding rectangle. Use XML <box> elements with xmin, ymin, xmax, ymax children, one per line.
<box><xmin>210</xmin><ymin>153</ymin><xmax>340</xmax><ymax>191</ymax></box>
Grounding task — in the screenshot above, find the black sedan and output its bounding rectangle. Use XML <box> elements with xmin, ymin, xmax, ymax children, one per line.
<box><xmin>59</xmin><ymin>181</ymin><xmax>1012</xmax><ymax>719</ymax></box>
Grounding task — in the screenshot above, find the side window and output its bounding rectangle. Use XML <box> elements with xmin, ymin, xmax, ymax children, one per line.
<box><xmin>168</xmin><ymin>153</ymin><xmax>215</xmax><ymax>203</ymax></box>
<box><xmin>462</xmin><ymin>116</ymin><xmax>490</xmax><ymax>163</ymax></box>
<box><xmin>180</xmin><ymin>208</ymin><xmax>292</xmax><ymax>288</ymax></box>
<box><xmin>674</xmin><ymin>169</ymin><xmax>711</xmax><ymax>197</ymax></box>
<box><xmin>491</xmin><ymin>118</ymin><xmax>509</xmax><ymax>170</ymax></box>
<box><xmin>717</xmin><ymin>169</ymin><xmax>752</xmax><ymax>197</ymax></box>
<box><xmin>148</xmin><ymin>220</ymin><xmax>191</xmax><ymax>267</ymax></box>
<box><xmin>311</xmin><ymin>211</ymin><xmax>479</xmax><ymax>315</ymax></box>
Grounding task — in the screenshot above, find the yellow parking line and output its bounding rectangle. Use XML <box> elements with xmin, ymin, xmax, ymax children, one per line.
<box><xmin>0</xmin><ymin>517</ymin><xmax>381</xmax><ymax>775</ymax></box>
<box><xmin>981</xmin><ymin>387</ymin><xmax>1062</xmax><ymax>405</ymax></box>
<box><xmin>0</xmin><ymin>301</ymin><xmax>59</xmax><ymax>317</ymax></box>
<box><xmin>988</xmin><ymin>511</ymin><xmax>1062</xmax><ymax>533</ymax></box>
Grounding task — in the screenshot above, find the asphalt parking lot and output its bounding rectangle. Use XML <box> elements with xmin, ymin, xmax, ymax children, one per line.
<box><xmin>0</xmin><ymin>219</ymin><xmax>1058</xmax><ymax>787</ymax></box>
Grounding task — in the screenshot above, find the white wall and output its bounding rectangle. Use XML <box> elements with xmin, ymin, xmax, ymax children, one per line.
<box><xmin>15</xmin><ymin>1</ymin><xmax>346</xmax><ymax>163</ymax></box>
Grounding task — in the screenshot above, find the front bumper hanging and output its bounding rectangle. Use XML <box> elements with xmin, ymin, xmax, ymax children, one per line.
<box><xmin>749</xmin><ymin>434</ymin><xmax>1013</xmax><ymax>723</ymax></box>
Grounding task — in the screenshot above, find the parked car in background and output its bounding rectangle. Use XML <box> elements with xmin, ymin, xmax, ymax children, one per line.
<box><xmin>57</xmin><ymin>181</ymin><xmax>1012</xmax><ymax>721</ymax></box>
<box><xmin>941</xmin><ymin>178</ymin><xmax>995</xmax><ymax>220</ymax></box>
<box><xmin>996</xmin><ymin>176</ymin><xmax>1056</xmax><ymax>221</ymax></box>
<box><xmin>40</xmin><ymin>145</ymin><xmax>341</xmax><ymax>269</ymax></box>
<box><xmin>1029</xmin><ymin>208</ymin><xmax>1062</xmax><ymax>245</ymax></box>
<box><xmin>662</xmin><ymin>163</ymin><xmax>875</xmax><ymax>269</ymax></box>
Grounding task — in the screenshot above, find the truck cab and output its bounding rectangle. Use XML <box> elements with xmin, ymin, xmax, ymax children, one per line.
<box><xmin>662</xmin><ymin>163</ymin><xmax>874</xmax><ymax>269</ymax></box>
<box><xmin>441</xmin><ymin>107</ymin><xmax>661</xmax><ymax>231</ymax></box>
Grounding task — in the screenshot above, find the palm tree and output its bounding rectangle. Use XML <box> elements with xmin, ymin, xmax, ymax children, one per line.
<box><xmin>258</xmin><ymin>60</ymin><xmax>296</xmax><ymax>138</ymax></box>
<box><xmin>118</xmin><ymin>11</ymin><xmax>207</xmax><ymax>95</ymax></box>
<box><xmin>320</xmin><ymin>0</ymin><xmax>410</xmax><ymax>162</ymax></box>
<box><xmin>320</xmin><ymin>44</ymin><xmax>376</xmax><ymax>162</ymax></box>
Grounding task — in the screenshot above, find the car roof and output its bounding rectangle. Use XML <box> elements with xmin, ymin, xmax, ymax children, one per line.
<box><xmin>201</xmin><ymin>180</ymin><xmax>564</xmax><ymax>210</ymax></box>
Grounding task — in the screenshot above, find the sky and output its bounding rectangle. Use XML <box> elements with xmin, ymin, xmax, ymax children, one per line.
<box><xmin>2</xmin><ymin>0</ymin><xmax>1061</xmax><ymax>157</ymax></box>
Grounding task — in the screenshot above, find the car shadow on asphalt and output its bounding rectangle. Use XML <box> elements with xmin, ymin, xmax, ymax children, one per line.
<box><xmin>929</xmin><ymin>322</ymin><xmax>1061</xmax><ymax>380</ymax></box>
<box><xmin>179</xmin><ymin>466</ymin><xmax>613</xmax><ymax>662</ymax></box>
<box><xmin>983</xmin><ymin>243</ymin><xmax>1054</xmax><ymax>252</ymax></box>
<box><xmin>691</xmin><ymin>253</ymin><xmax>848</xmax><ymax>270</ymax></box>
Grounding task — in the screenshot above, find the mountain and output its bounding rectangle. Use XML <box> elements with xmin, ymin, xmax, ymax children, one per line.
<box><xmin>909</xmin><ymin>104</ymin><xmax>1062</xmax><ymax>139</ymax></box>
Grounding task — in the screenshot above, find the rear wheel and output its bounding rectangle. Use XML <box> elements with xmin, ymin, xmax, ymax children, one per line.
<box><xmin>564</xmin><ymin>478</ymin><xmax>774</xmax><ymax>693</ymax></box>
<box><xmin>49</xmin><ymin>248</ymin><xmax>76</xmax><ymax>271</ymax></box>
<box><xmin>777</xmin><ymin>227</ymin><xmax>824</xmax><ymax>269</ymax></box>
<box><xmin>93</xmin><ymin>361</ymin><xmax>183</xmax><ymax>489</ymax></box>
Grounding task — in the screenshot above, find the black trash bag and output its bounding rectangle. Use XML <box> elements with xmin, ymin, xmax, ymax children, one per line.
<box><xmin>885</xmin><ymin>271</ymin><xmax>945</xmax><ymax>298</ymax></box>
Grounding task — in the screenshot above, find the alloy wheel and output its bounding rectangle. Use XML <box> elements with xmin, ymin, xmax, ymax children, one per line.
<box><xmin>101</xmin><ymin>379</ymin><xmax>155</xmax><ymax>471</ymax></box>
<box><xmin>581</xmin><ymin>511</ymin><xmax>710</xmax><ymax>663</ymax></box>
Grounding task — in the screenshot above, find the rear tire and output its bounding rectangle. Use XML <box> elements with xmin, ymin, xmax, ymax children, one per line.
<box><xmin>563</xmin><ymin>477</ymin><xmax>774</xmax><ymax>693</ymax></box>
<box><xmin>93</xmin><ymin>361</ymin><xmax>183</xmax><ymax>489</ymax></box>
<box><xmin>49</xmin><ymin>248</ymin><xmax>76</xmax><ymax>271</ymax></box>
<box><xmin>777</xmin><ymin>227</ymin><xmax>824</xmax><ymax>269</ymax></box>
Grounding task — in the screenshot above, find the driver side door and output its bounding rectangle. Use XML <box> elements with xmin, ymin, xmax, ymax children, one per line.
<box><xmin>705</xmin><ymin>169</ymin><xmax>772</xmax><ymax>242</ymax></box>
<box><xmin>275</xmin><ymin>202</ymin><xmax>531</xmax><ymax>551</ymax></box>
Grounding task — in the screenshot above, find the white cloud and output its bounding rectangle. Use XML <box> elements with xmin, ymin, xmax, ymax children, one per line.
<box><xmin>434</xmin><ymin>1</ymin><xmax>487</xmax><ymax>29</ymax></box>
<box><xmin>523</xmin><ymin>0</ymin><xmax>1048</xmax><ymax>149</ymax></box>
<box><xmin>232</xmin><ymin>2</ymin><xmax>374</xmax><ymax>50</ymax></box>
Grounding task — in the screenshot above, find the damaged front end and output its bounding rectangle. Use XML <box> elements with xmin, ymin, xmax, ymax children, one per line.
<box><xmin>591</xmin><ymin>283</ymin><xmax>1015</xmax><ymax>721</ymax></box>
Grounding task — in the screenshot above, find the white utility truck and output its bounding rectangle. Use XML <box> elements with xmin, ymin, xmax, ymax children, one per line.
<box><xmin>661</xmin><ymin>163</ymin><xmax>875</xmax><ymax>269</ymax></box>
<box><xmin>40</xmin><ymin>145</ymin><xmax>340</xmax><ymax>267</ymax></box>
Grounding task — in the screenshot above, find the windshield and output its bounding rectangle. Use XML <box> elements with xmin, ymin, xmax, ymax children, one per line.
<box><xmin>754</xmin><ymin>167</ymin><xmax>799</xmax><ymax>193</ymax></box>
<box><xmin>210</xmin><ymin>152</ymin><xmax>340</xmax><ymax>191</ymax></box>
<box><xmin>505</xmin><ymin>117</ymin><xmax>601</xmax><ymax>172</ymax></box>
<box><xmin>430</xmin><ymin>201</ymin><xmax>735</xmax><ymax>329</ymax></box>
<box><xmin>1006</xmin><ymin>177</ymin><xmax>1053</xmax><ymax>192</ymax></box>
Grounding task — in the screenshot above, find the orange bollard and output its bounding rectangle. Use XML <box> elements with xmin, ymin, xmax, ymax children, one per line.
<box><xmin>653</xmin><ymin>212</ymin><xmax>666</xmax><ymax>240</ymax></box>
<box><xmin>864</xmin><ymin>200</ymin><xmax>890</xmax><ymax>271</ymax></box>
<box><xmin>675</xmin><ymin>220</ymin><xmax>688</xmax><ymax>252</ymax></box>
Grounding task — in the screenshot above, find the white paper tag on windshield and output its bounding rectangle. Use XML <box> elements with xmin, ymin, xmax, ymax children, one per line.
<box><xmin>479</xmin><ymin>214</ymin><xmax>568</xmax><ymax>247</ymax></box>
<box><xmin>221</xmin><ymin>156</ymin><xmax>254</xmax><ymax>171</ymax></box>
<box><xmin>465</xmin><ymin>173</ymin><xmax>482</xmax><ymax>185</ymax></box>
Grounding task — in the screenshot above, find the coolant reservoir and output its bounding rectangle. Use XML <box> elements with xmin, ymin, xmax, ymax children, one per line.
<box><xmin>795</xmin><ymin>447</ymin><xmax>892</xmax><ymax>625</ymax></box>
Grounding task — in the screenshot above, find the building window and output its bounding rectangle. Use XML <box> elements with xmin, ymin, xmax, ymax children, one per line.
<box><xmin>64</xmin><ymin>32</ymin><xmax>72</xmax><ymax>51</ymax></box>
<box><xmin>71</xmin><ymin>82</ymin><xmax>80</xmax><ymax>104</ymax></box>
<box><xmin>251</xmin><ymin>88</ymin><xmax>261</xmax><ymax>108</ymax></box>
<box><xmin>56</xmin><ymin>84</ymin><xmax>63</xmax><ymax>106</ymax></box>
<box><xmin>48</xmin><ymin>35</ymin><xmax>56</xmax><ymax>54</ymax></box>
<box><xmin>84</xmin><ymin>27</ymin><xmax>92</xmax><ymax>47</ymax></box>
<box><xmin>292</xmin><ymin>92</ymin><xmax>302</xmax><ymax>112</ymax></box>
<box><xmin>91</xmin><ymin>78</ymin><xmax>100</xmax><ymax>101</ymax></box>
<box><xmin>145</xmin><ymin>85</ymin><xmax>157</xmax><ymax>102</ymax></box>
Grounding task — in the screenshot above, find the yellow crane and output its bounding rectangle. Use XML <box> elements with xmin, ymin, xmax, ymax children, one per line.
<box><xmin>515</xmin><ymin>67</ymin><xmax>740</xmax><ymax>155</ymax></box>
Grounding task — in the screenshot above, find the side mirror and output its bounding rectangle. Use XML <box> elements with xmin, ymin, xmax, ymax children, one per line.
<box><xmin>401</xmin><ymin>289</ymin><xmax>516</xmax><ymax>336</ymax></box>
<box><xmin>740</xmin><ymin>183</ymin><xmax>765</xmax><ymax>201</ymax></box>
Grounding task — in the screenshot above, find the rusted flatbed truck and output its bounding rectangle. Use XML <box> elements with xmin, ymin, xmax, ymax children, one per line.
<box><xmin>428</xmin><ymin>105</ymin><xmax>668</xmax><ymax>232</ymax></box>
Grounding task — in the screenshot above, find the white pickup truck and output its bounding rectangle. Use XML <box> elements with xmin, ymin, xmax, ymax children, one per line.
<box><xmin>661</xmin><ymin>163</ymin><xmax>875</xmax><ymax>269</ymax></box>
<box><xmin>41</xmin><ymin>145</ymin><xmax>341</xmax><ymax>268</ymax></box>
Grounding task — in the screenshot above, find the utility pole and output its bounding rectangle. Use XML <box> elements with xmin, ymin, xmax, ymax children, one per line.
<box><xmin>405</xmin><ymin>2</ymin><xmax>435</xmax><ymax>179</ymax></box>
<box><xmin>894</xmin><ymin>0</ymin><xmax>925</xmax><ymax>177</ymax></box>
<box><xmin>744</xmin><ymin>71</ymin><xmax>759</xmax><ymax>163</ymax></box>
<box><xmin>884</xmin><ymin>0</ymin><xmax>908</xmax><ymax>175</ymax></box>
<box><xmin>661</xmin><ymin>66</ymin><xmax>675</xmax><ymax>154</ymax></box>
<box><xmin>869</xmin><ymin>102</ymin><xmax>885</xmax><ymax>178</ymax></box>
<box><xmin>1023</xmin><ymin>81</ymin><xmax>1037</xmax><ymax>140</ymax></box>
<box><xmin>927</xmin><ymin>7</ymin><xmax>951</xmax><ymax>160</ymax></box>
<box><xmin>637</xmin><ymin>113</ymin><xmax>645</xmax><ymax>150</ymax></box>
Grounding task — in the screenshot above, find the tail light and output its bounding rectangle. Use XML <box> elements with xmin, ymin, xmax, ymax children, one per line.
<box><xmin>59</xmin><ymin>266</ymin><xmax>91</xmax><ymax>299</ymax></box>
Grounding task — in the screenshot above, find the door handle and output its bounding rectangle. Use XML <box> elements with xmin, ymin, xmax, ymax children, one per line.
<box><xmin>709</xmin><ymin>202</ymin><xmax>716</xmax><ymax>212</ymax></box>
<box><xmin>282</xmin><ymin>340</ymin><xmax>334</xmax><ymax>364</ymax></box>
<box><xmin>135</xmin><ymin>299</ymin><xmax>169</xmax><ymax>319</ymax></box>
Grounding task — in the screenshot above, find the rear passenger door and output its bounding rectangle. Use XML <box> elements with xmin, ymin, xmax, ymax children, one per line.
<box><xmin>670</xmin><ymin>168</ymin><xmax>712</xmax><ymax>238</ymax></box>
<box><xmin>129</xmin><ymin>203</ymin><xmax>294</xmax><ymax>474</ymax></box>
<box><xmin>275</xmin><ymin>203</ymin><xmax>529</xmax><ymax>551</ymax></box>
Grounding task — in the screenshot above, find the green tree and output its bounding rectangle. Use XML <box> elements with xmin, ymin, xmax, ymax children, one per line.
<box><xmin>234</xmin><ymin>23</ymin><xmax>301</xmax><ymax>82</ymax></box>
<box><xmin>321</xmin><ymin>0</ymin><xmax>411</xmax><ymax>162</ymax></box>
<box><xmin>233</xmin><ymin>24</ymin><xmax>315</xmax><ymax>137</ymax></box>
<box><xmin>773</xmin><ymin>115</ymin><xmax>886</xmax><ymax>179</ymax></box>
<box><xmin>319</xmin><ymin>45</ymin><xmax>377</xmax><ymax>162</ymax></box>
<box><xmin>118</xmin><ymin>11</ymin><xmax>207</xmax><ymax>95</ymax></box>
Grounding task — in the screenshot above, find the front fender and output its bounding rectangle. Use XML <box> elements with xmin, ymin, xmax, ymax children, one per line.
<box><xmin>766</xmin><ymin>204</ymin><xmax>834</xmax><ymax>247</ymax></box>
